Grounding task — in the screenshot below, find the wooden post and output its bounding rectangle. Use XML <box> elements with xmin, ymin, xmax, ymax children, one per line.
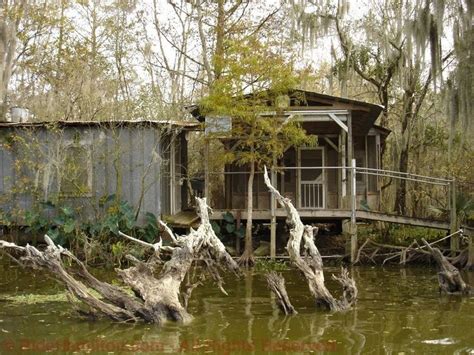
<box><xmin>375</xmin><ymin>133</ymin><xmax>381</xmax><ymax>211</ymax></box>
<box><xmin>204</xmin><ymin>138</ymin><xmax>210</xmax><ymax>200</ymax></box>
<box><xmin>346</xmin><ymin>113</ymin><xmax>357</xmax><ymax>263</ymax></box>
<box><xmin>346</xmin><ymin>112</ymin><xmax>353</xmax><ymax>210</ymax></box>
<box><xmin>341</xmin><ymin>131</ymin><xmax>347</xmax><ymax>208</ymax></box>
<box><xmin>364</xmin><ymin>135</ymin><xmax>369</xmax><ymax>202</ymax></box>
<box><xmin>350</xmin><ymin>158</ymin><xmax>358</xmax><ymax>263</ymax></box>
<box><xmin>296</xmin><ymin>148</ymin><xmax>301</xmax><ymax>208</ymax></box>
<box><xmin>270</xmin><ymin>159</ymin><xmax>277</xmax><ymax>259</ymax></box>
<box><xmin>450</xmin><ymin>179</ymin><xmax>459</xmax><ymax>252</ymax></box>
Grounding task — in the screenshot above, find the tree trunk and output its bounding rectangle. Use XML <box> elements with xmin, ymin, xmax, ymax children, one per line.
<box><xmin>263</xmin><ymin>167</ymin><xmax>357</xmax><ymax>311</ymax></box>
<box><xmin>0</xmin><ymin>1</ymin><xmax>25</xmax><ymax>120</ymax></box>
<box><xmin>239</xmin><ymin>158</ymin><xmax>255</xmax><ymax>267</ymax></box>
<box><xmin>394</xmin><ymin>85</ymin><xmax>415</xmax><ymax>215</ymax></box>
<box><xmin>394</xmin><ymin>146</ymin><xmax>409</xmax><ymax>214</ymax></box>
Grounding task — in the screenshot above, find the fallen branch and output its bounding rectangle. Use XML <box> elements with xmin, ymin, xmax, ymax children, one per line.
<box><xmin>118</xmin><ymin>231</ymin><xmax>162</xmax><ymax>251</ymax></box>
<box><xmin>263</xmin><ymin>166</ymin><xmax>357</xmax><ymax>311</ymax></box>
<box><xmin>353</xmin><ymin>230</ymin><xmax>465</xmax><ymax>266</ymax></box>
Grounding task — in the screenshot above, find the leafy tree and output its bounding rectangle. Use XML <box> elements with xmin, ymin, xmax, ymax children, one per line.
<box><xmin>201</xmin><ymin>35</ymin><xmax>314</xmax><ymax>266</ymax></box>
<box><xmin>287</xmin><ymin>0</ymin><xmax>471</xmax><ymax>215</ymax></box>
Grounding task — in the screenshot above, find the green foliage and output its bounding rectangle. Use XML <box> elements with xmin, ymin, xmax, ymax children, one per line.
<box><xmin>111</xmin><ymin>241</ymin><xmax>126</xmax><ymax>267</ymax></box>
<box><xmin>0</xmin><ymin>209</ymin><xmax>12</xmax><ymax>226</ymax></box>
<box><xmin>361</xmin><ymin>223</ymin><xmax>446</xmax><ymax>246</ymax></box>
<box><xmin>47</xmin><ymin>205</ymin><xmax>78</xmax><ymax>246</ymax></box>
<box><xmin>211</xmin><ymin>211</ymin><xmax>244</xmax><ymax>241</ymax></box>
<box><xmin>429</xmin><ymin>192</ymin><xmax>474</xmax><ymax>224</ymax></box>
<box><xmin>138</xmin><ymin>212</ymin><xmax>160</xmax><ymax>244</ymax></box>
<box><xmin>18</xmin><ymin>195</ymin><xmax>160</xmax><ymax>263</ymax></box>
<box><xmin>254</xmin><ymin>259</ymin><xmax>289</xmax><ymax>272</ymax></box>
<box><xmin>388</xmin><ymin>225</ymin><xmax>445</xmax><ymax>245</ymax></box>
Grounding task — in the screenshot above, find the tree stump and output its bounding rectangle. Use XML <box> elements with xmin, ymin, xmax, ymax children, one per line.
<box><xmin>0</xmin><ymin>197</ymin><xmax>239</xmax><ymax>323</ymax></box>
<box><xmin>263</xmin><ymin>167</ymin><xmax>357</xmax><ymax>311</ymax></box>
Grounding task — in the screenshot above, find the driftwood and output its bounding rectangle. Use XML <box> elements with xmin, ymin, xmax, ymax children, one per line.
<box><xmin>266</xmin><ymin>271</ymin><xmax>297</xmax><ymax>315</ymax></box>
<box><xmin>421</xmin><ymin>238</ymin><xmax>471</xmax><ymax>294</ymax></box>
<box><xmin>353</xmin><ymin>230</ymin><xmax>468</xmax><ymax>268</ymax></box>
<box><xmin>263</xmin><ymin>167</ymin><xmax>357</xmax><ymax>311</ymax></box>
<box><xmin>0</xmin><ymin>197</ymin><xmax>239</xmax><ymax>324</ymax></box>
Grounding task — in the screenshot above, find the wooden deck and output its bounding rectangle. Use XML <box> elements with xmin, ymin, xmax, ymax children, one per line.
<box><xmin>210</xmin><ymin>208</ymin><xmax>450</xmax><ymax>230</ymax></box>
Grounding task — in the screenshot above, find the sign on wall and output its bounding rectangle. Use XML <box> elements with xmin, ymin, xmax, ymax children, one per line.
<box><xmin>205</xmin><ymin>116</ymin><xmax>232</xmax><ymax>135</ymax></box>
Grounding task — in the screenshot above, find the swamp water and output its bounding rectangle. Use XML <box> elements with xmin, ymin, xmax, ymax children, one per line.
<box><xmin>0</xmin><ymin>261</ymin><xmax>473</xmax><ymax>354</ymax></box>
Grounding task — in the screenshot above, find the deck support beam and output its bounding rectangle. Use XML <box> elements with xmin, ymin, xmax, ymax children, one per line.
<box><xmin>339</xmin><ymin>131</ymin><xmax>347</xmax><ymax>208</ymax></box>
<box><xmin>350</xmin><ymin>159</ymin><xmax>357</xmax><ymax>263</ymax></box>
<box><xmin>347</xmin><ymin>113</ymin><xmax>357</xmax><ymax>263</ymax></box>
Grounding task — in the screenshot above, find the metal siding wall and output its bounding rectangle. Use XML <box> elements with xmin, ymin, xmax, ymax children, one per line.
<box><xmin>155</xmin><ymin>129</ymin><xmax>161</xmax><ymax>216</ymax></box>
<box><xmin>106</xmin><ymin>128</ymin><xmax>119</xmax><ymax>198</ymax></box>
<box><xmin>160</xmin><ymin>134</ymin><xmax>171</xmax><ymax>215</ymax></box>
<box><xmin>130</xmin><ymin>128</ymin><xmax>142</xmax><ymax>212</ymax></box>
<box><xmin>0</xmin><ymin>125</ymin><xmax>166</xmax><ymax>226</ymax></box>
<box><xmin>128</xmin><ymin>127</ymin><xmax>140</xmax><ymax>220</ymax></box>
<box><xmin>140</xmin><ymin>127</ymin><xmax>160</xmax><ymax>221</ymax></box>
<box><xmin>92</xmin><ymin>128</ymin><xmax>107</xmax><ymax>203</ymax></box>
<box><xmin>174</xmin><ymin>135</ymin><xmax>182</xmax><ymax>212</ymax></box>
<box><xmin>122</xmin><ymin>128</ymin><xmax>132</xmax><ymax>205</ymax></box>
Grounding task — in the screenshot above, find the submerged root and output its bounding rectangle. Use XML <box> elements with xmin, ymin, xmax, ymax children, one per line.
<box><xmin>238</xmin><ymin>249</ymin><xmax>255</xmax><ymax>268</ymax></box>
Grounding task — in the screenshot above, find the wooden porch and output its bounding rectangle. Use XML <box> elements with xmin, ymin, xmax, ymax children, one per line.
<box><xmin>202</xmin><ymin>164</ymin><xmax>458</xmax><ymax>262</ymax></box>
<box><xmin>209</xmin><ymin>208</ymin><xmax>450</xmax><ymax>231</ymax></box>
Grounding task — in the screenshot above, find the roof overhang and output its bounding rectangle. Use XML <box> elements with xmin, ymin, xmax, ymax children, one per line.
<box><xmin>188</xmin><ymin>89</ymin><xmax>385</xmax><ymax>135</ymax></box>
<box><xmin>0</xmin><ymin>119</ymin><xmax>200</xmax><ymax>130</ymax></box>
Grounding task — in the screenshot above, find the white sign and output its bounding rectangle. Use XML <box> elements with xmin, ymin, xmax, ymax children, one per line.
<box><xmin>205</xmin><ymin>116</ymin><xmax>232</xmax><ymax>135</ymax></box>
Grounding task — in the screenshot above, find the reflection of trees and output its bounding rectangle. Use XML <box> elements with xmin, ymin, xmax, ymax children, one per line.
<box><xmin>244</xmin><ymin>270</ymin><xmax>254</xmax><ymax>346</ymax></box>
<box><xmin>267</xmin><ymin>299</ymin><xmax>292</xmax><ymax>340</ymax></box>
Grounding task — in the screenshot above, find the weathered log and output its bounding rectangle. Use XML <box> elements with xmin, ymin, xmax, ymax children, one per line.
<box><xmin>263</xmin><ymin>167</ymin><xmax>357</xmax><ymax>311</ymax></box>
<box><xmin>0</xmin><ymin>197</ymin><xmax>239</xmax><ymax>324</ymax></box>
<box><xmin>421</xmin><ymin>238</ymin><xmax>470</xmax><ymax>294</ymax></box>
<box><xmin>266</xmin><ymin>271</ymin><xmax>297</xmax><ymax>315</ymax></box>
<box><xmin>0</xmin><ymin>238</ymin><xmax>139</xmax><ymax>322</ymax></box>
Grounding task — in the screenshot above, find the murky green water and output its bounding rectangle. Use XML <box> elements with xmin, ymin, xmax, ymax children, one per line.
<box><xmin>0</xmin><ymin>261</ymin><xmax>473</xmax><ymax>354</ymax></box>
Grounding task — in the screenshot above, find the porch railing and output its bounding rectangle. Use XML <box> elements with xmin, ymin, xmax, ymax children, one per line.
<box><xmin>202</xmin><ymin>162</ymin><xmax>455</xmax><ymax>222</ymax></box>
<box><xmin>199</xmin><ymin>162</ymin><xmax>465</xmax><ymax>260</ymax></box>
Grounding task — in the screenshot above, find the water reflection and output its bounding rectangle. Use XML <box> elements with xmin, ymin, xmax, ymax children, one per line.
<box><xmin>0</xmin><ymin>260</ymin><xmax>473</xmax><ymax>354</ymax></box>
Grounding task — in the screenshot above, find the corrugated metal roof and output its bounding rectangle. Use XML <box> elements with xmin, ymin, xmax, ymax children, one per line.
<box><xmin>0</xmin><ymin>119</ymin><xmax>200</xmax><ymax>129</ymax></box>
